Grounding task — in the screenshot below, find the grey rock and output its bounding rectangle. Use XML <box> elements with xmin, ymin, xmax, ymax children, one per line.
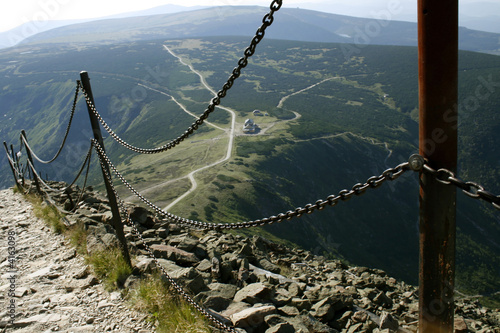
<box><xmin>207</xmin><ymin>283</ymin><xmax>238</xmax><ymax>299</ymax></box>
<box><xmin>234</xmin><ymin>282</ymin><xmax>273</xmax><ymax>304</ymax></box>
<box><xmin>134</xmin><ymin>257</ymin><xmax>155</xmax><ymax>275</ymax></box>
<box><xmin>150</xmin><ymin>244</ymin><xmax>199</xmax><ymax>265</ymax></box>
<box><xmin>379</xmin><ymin>312</ymin><xmax>399</xmax><ymax>331</ymax></box>
<box><xmin>86</xmin><ymin>224</ymin><xmax>118</xmax><ymax>255</ymax></box>
<box><xmin>290</xmin><ymin>297</ymin><xmax>312</xmax><ymax>311</ymax></box>
<box><xmin>169</xmin><ymin>234</ymin><xmax>198</xmax><ymax>252</ymax></box>
<box><xmin>196</xmin><ymin>259</ymin><xmax>212</xmax><ymax>272</ymax></box>
<box><xmin>265</xmin><ymin>322</ymin><xmax>295</xmax><ymax>333</ymax></box>
<box><xmin>157</xmin><ymin>227</ymin><xmax>168</xmax><ymax>238</ymax></box>
<box><xmin>169</xmin><ymin>267</ymin><xmax>207</xmax><ymax>294</ymax></box>
<box><xmin>128</xmin><ymin>206</ymin><xmax>156</xmax><ymax>228</ymax></box>
<box><xmin>311</xmin><ymin>297</ymin><xmax>338</xmax><ymax>322</ymax></box>
<box><xmin>203</xmin><ymin>295</ymin><xmax>232</xmax><ymax>312</ymax></box>
<box><xmin>258</xmin><ymin>258</ymin><xmax>281</xmax><ymax>274</ymax></box>
<box><xmin>73</xmin><ymin>266</ymin><xmax>89</xmax><ymax>279</ymax></box>
<box><xmin>297</xmin><ymin>314</ymin><xmax>338</xmax><ymax>333</ymax></box>
<box><xmin>231</xmin><ymin>304</ymin><xmax>276</xmax><ymax>328</ymax></box>
<box><xmin>277</xmin><ymin>305</ymin><xmax>300</xmax><ymax>316</ymax></box>
<box><xmin>373</xmin><ymin>291</ymin><xmax>393</xmax><ymax>308</ymax></box>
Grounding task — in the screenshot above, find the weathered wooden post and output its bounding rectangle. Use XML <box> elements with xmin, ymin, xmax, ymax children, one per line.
<box><xmin>417</xmin><ymin>0</ymin><xmax>458</xmax><ymax>332</ymax></box>
<box><xmin>79</xmin><ymin>71</ymin><xmax>132</xmax><ymax>268</ymax></box>
<box><xmin>12</xmin><ymin>144</ymin><xmax>25</xmax><ymax>186</ymax></box>
<box><xmin>21</xmin><ymin>130</ymin><xmax>41</xmax><ymax>194</ymax></box>
<box><xmin>3</xmin><ymin>142</ymin><xmax>20</xmax><ymax>188</ymax></box>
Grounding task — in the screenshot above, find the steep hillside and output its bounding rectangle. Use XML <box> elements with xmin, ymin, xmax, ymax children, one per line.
<box><xmin>0</xmin><ymin>37</ymin><xmax>499</xmax><ymax>303</ymax></box>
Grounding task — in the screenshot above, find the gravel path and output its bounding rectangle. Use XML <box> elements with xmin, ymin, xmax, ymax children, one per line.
<box><xmin>0</xmin><ymin>189</ymin><xmax>154</xmax><ymax>333</ymax></box>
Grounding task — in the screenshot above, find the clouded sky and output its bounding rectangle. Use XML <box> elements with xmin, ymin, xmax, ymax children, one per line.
<box><xmin>0</xmin><ymin>0</ymin><xmax>495</xmax><ymax>33</ymax></box>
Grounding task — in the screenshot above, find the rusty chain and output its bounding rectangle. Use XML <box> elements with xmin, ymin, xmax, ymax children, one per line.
<box><xmin>91</xmin><ymin>139</ymin><xmax>237</xmax><ymax>333</ymax></box>
<box><xmin>421</xmin><ymin>163</ymin><xmax>500</xmax><ymax>210</ymax></box>
<box><xmin>92</xmin><ymin>139</ymin><xmax>412</xmax><ymax>230</ymax></box>
<box><xmin>80</xmin><ymin>0</ymin><xmax>283</xmax><ymax>155</ymax></box>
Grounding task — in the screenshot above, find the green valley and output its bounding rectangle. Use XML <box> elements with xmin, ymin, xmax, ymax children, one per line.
<box><xmin>1</xmin><ymin>36</ymin><xmax>499</xmax><ymax>306</ymax></box>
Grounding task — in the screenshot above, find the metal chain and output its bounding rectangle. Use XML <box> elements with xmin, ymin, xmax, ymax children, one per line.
<box><xmin>91</xmin><ymin>139</ymin><xmax>237</xmax><ymax>333</ymax></box>
<box><xmin>422</xmin><ymin>164</ymin><xmax>500</xmax><ymax>210</ymax></box>
<box><xmin>20</xmin><ymin>81</ymin><xmax>80</xmax><ymax>164</ymax></box>
<box><xmin>25</xmin><ymin>141</ymin><xmax>94</xmax><ymax>194</ymax></box>
<box><xmin>79</xmin><ymin>0</ymin><xmax>283</xmax><ymax>155</ymax></box>
<box><xmin>92</xmin><ymin>139</ymin><xmax>412</xmax><ymax>231</ymax></box>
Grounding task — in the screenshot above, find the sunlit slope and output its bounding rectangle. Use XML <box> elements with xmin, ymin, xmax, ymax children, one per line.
<box><xmin>0</xmin><ymin>37</ymin><xmax>499</xmax><ymax>303</ymax></box>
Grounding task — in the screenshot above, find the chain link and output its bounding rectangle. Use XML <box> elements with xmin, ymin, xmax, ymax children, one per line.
<box><xmin>422</xmin><ymin>164</ymin><xmax>500</xmax><ymax>210</ymax></box>
<box><xmin>80</xmin><ymin>0</ymin><xmax>283</xmax><ymax>155</ymax></box>
<box><xmin>92</xmin><ymin>139</ymin><xmax>411</xmax><ymax>231</ymax></box>
<box><xmin>91</xmin><ymin>138</ymin><xmax>411</xmax><ymax>330</ymax></box>
<box><xmin>25</xmin><ymin>141</ymin><xmax>94</xmax><ymax>194</ymax></box>
<box><xmin>91</xmin><ymin>139</ymin><xmax>237</xmax><ymax>333</ymax></box>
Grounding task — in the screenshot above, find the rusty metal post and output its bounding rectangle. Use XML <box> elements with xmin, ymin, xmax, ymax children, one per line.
<box><xmin>80</xmin><ymin>71</ymin><xmax>131</xmax><ymax>268</ymax></box>
<box><xmin>21</xmin><ymin>130</ymin><xmax>41</xmax><ymax>193</ymax></box>
<box><xmin>418</xmin><ymin>0</ymin><xmax>458</xmax><ymax>332</ymax></box>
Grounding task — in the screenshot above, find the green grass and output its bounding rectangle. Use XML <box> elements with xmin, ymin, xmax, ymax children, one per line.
<box><xmin>67</xmin><ymin>221</ymin><xmax>88</xmax><ymax>255</ymax></box>
<box><xmin>127</xmin><ymin>274</ymin><xmax>212</xmax><ymax>333</ymax></box>
<box><xmin>86</xmin><ymin>247</ymin><xmax>133</xmax><ymax>290</ymax></box>
<box><xmin>16</xmin><ymin>188</ymin><xmax>214</xmax><ymax>329</ymax></box>
<box><xmin>25</xmin><ymin>193</ymin><xmax>67</xmax><ymax>234</ymax></box>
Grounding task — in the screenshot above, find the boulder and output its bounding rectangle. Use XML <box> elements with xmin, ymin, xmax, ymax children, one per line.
<box><xmin>231</xmin><ymin>304</ymin><xmax>276</xmax><ymax>328</ymax></box>
<box><xmin>311</xmin><ymin>295</ymin><xmax>352</xmax><ymax>323</ymax></box>
<box><xmin>128</xmin><ymin>206</ymin><xmax>155</xmax><ymax>228</ymax></box>
<box><xmin>207</xmin><ymin>283</ymin><xmax>238</xmax><ymax>299</ymax></box>
<box><xmin>379</xmin><ymin>312</ymin><xmax>399</xmax><ymax>331</ymax></box>
<box><xmin>203</xmin><ymin>295</ymin><xmax>232</xmax><ymax>312</ymax></box>
<box><xmin>150</xmin><ymin>244</ymin><xmax>199</xmax><ymax>265</ymax></box>
<box><xmin>234</xmin><ymin>282</ymin><xmax>273</xmax><ymax>305</ymax></box>
<box><xmin>169</xmin><ymin>267</ymin><xmax>207</xmax><ymax>294</ymax></box>
<box><xmin>86</xmin><ymin>224</ymin><xmax>118</xmax><ymax>255</ymax></box>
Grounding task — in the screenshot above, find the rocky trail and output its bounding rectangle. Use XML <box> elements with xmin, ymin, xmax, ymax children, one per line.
<box><xmin>0</xmin><ymin>183</ymin><xmax>499</xmax><ymax>333</ymax></box>
<box><xmin>0</xmin><ymin>189</ymin><xmax>153</xmax><ymax>333</ymax></box>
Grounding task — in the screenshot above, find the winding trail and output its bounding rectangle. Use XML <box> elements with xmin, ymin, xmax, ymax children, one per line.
<box><xmin>276</xmin><ymin>77</ymin><xmax>339</xmax><ymax>108</ymax></box>
<box><xmin>133</xmin><ymin>47</ymin><xmax>388</xmax><ymax>210</ymax></box>
<box><xmin>160</xmin><ymin>46</ymin><xmax>237</xmax><ymax>210</ymax></box>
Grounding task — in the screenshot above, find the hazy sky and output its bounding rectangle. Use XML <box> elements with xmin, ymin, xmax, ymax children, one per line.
<box><xmin>0</xmin><ymin>0</ymin><xmax>495</xmax><ymax>33</ymax></box>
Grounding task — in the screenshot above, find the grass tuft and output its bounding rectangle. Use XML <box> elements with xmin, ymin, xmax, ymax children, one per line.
<box><xmin>127</xmin><ymin>274</ymin><xmax>212</xmax><ymax>333</ymax></box>
<box><xmin>66</xmin><ymin>221</ymin><xmax>88</xmax><ymax>255</ymax></box>
<box><xmin>86</xmin><ymin>247</ymin><xmax>132</xmax><ymax>291</ymax></box>
<box><xmin>25</xmin><ymin>193</ymin><xmax>66</xmax><ymax>234</ymax></box>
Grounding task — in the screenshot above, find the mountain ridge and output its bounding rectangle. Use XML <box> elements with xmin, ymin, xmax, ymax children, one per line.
<box><xmin>7</xmin><ymin>6</ymin><xmax>499</xmax><ymax>55</ymax></box>
<box><xmin>1</xmin><ymin>33</ymin><xmax>499</xmax><ymax>304</ymax></box>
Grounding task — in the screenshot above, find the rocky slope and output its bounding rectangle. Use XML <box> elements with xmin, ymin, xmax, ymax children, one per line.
<box><xmin>1</xmin><ymin>182</ymin><xmax>499</xmax><ymax>332</ymax></box>
<box><xmin>0</xmin><ymin>187</ymin><xmax>154</xmax><ymax>332</ymax></box>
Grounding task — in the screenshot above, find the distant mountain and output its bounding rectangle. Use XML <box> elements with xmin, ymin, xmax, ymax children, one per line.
<box><xmin>0</xmin><ymin>5</ymin><xmax>205</xmax><ymax>49</ymax></box>
<box><xmin>460</xmin><ymin>1</ymin><xmax>500</xmax><ymax>34</ymax></box>
<box><xmin>0</xmin><ymin>20</ymin><xmax>88</xmax><ymax>49</ymax></box>
<box><xmin>13</xmin><ymin>6</ymin><xmax>500</xmax><ymax>55</ymax></box>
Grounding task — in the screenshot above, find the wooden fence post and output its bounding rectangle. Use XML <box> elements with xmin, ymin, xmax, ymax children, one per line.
<box><xmin>21</xmin><ymin>130</ymin><xmax>41</xmax><ymax>194</ymax></box>
<box><xmin>3</xmin><ymin>142</ymin><xmax>20</xmax><ymax>189</ymax></box>
<box><xmin>79</xmin><ymin>71</ymin><xmax>132</xmax><ymax>268</ymax></box>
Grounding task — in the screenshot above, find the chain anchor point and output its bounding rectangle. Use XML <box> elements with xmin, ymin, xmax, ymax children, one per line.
<box><xmin>408</xmin><ymin>154</ymin><xmax>425</xmax><ymax>172</ymax></box>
